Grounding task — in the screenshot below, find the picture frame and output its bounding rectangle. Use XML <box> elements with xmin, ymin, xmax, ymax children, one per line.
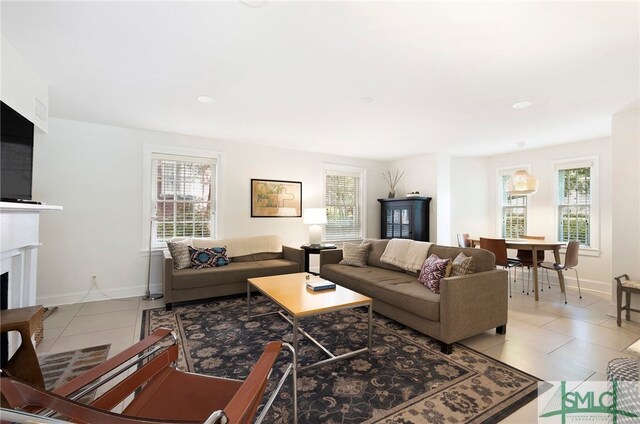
<box><xmin>251</xmin><ymin>179</ymin><xmax>302</xmax><ymax>217</ymax></box>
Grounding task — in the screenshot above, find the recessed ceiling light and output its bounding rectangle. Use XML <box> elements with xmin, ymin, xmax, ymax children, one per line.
<box><xmin>398</xmin><ymin>137</ymin><xmax>411</xmax><ymax>142</ymax></box>
<box><xmin>512</xmin><ymin>101</ymin><xmax>533</xmax><ymax>109</ymax></box>
<box><xmin>239</xmin><ymin>0</ymin><xmax>268</xmax><ymax>8</ymax></box>
<box><xmin>361</xmin><ymin>97</ymin><xmax>374</xmax><ymax>104</ymax></box>
<box><xmin>197</xmin><ymin>96</ymin><xmax>215</xmax><ymax>104</ymax></box>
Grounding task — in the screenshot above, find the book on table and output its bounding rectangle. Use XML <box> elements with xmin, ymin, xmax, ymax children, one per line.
<box><xmin>306</xmin><ymin>279</ymin><xmax>336</xmax><ymax>291</ymax></box>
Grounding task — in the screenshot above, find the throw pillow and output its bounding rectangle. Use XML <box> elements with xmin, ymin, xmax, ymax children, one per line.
<box><xmin>339</xmin><ymin>242</ymin><xmax>371</xmax><ymax>267</ymax></box>
<box><xmin>451</xmin><ymin>252</ymin><xmax>476</xmax><ymax>277</ymax></box>
<box><xmin>188</xmin><ymin>246</ymin><xmax>230</xmax><ymax>269</ymax></box>
<box><xmin>167</xmin><ymin>240</ymin><xmax>191</xmax><ymax>270</ymax></box>
<box><xmin>418</xmin><ymin>254</ymin><xmax>452</xmax><ymax>294</ymax></box>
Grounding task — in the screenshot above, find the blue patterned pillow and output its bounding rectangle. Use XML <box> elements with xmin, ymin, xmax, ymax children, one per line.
<box><xmin>188</xmin><ymin>246</ymin><xmax>230</xmax><ymax>269</ymax></box>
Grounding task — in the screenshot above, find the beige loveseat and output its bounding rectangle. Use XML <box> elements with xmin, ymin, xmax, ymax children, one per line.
<box><xmin>320</xmin><ymin>239</ymin><xmax>508</xmax><ymax>354</ymax></box>
<box><xmin>163</xmin><ymin>235</ymin><xmax>304</xmax><ymax>310</ymax></box>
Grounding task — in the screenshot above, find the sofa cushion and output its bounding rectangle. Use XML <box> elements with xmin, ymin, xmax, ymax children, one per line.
<box><xmin>232</xmin><ymin>252</ymin><xmax>283</xmax><ymax>262</ymax></box>
<box><xmin>451</xmin><ymin>252</ymin><xmax>475</xmax><ymax>276</ymax></box>
<box><xmin>321</xmin><ymin>264</ymin><xmax>440</xmax><ymax>321</ymax></box>
<box><xmin>167</xmin><ymin>239</ymin><xmax>191</xmax><ymax>270</ymax></box>
<box><xmin>418</xmin><ymin>254</ymin><xmax>452</xmax><ymax>294</ymax></box>
<box><xmin>172</xmin><ymin>259</ymin><xmax>299</xmax><ymax>290</ymax></box>
<box><xmin>339</xmin><ymin>242</ymin><xmax>371</xmax><ymax>267</ymax></box>
<box><xmin>429</xmin><ymin>245</ymin><xmax>495</xmax><ymax>272</ymax></box>
<box><xmin>189</xmin><ymin>247</ymin><xmax>229</xmax><ymax>269</ymax></box>
<box><xmin>363</xmin><ymin>239</ymin><xmax>405</xmax><ymax>272</ymax></box>
<box><xmin>191</xmin><ymin>235</ymin><xmax>282</xmax><ymax>257</ymax></box>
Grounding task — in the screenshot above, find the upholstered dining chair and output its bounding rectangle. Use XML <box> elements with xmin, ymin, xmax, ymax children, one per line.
<box><xmin>456</xmin><ymin>233</ymin><xmax>471</xmax><ymax>248</ymax></box>
<box><xmin>1</xmin><ymin>325</ymin><xmax>297</xmax><ymax>424</ymax></box>
<box><xmin>516</xmin><ymin>235</ymin><xmax>546</xmax><ymax>294</ymax></box>
<box><xmin>479</xmin><ymin>237</ymin><xmax>522</xmax><ymax>298</ymax></box>
<box><xmin>539</xmin><ymin>240</ymin><xmax>582</xmax><ymax>304</ymax></box>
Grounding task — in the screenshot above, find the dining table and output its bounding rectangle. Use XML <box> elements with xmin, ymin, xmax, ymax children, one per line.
<box><xmin>469</xmin><ymin>238</ymin><xmax>566</xmax><ymax>301</ymax></box>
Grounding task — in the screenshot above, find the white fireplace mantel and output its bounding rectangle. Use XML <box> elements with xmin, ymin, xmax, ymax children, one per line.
<box><xmin>1</xmin><ymin>202</ymin><xmax>62</xmax><ymax>309</ymax></box>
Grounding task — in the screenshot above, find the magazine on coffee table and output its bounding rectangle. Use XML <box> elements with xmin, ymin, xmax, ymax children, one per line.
<box><xmin>306</xmin><ymin>279</ymin><xmax>336</xmax><ymax>291</ymax></box>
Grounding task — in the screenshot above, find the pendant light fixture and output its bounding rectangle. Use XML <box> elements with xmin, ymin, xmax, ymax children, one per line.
<box><xmin>505</xmin><ymin>142</ymin><xmax>538</xmax><ymax>195</ymax></box>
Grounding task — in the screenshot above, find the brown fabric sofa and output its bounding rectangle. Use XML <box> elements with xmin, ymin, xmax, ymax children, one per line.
<box><xmin>320</xmin><ymin>239</ymin><xmax>508</xmax><ymax>354</ymax></box>
<box><xmin>163</xmin><ymin>236</ymin><xmax>304</xmax><ymax>310</ymax></box>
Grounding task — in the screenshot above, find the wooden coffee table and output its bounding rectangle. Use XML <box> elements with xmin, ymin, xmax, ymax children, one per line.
<box><xmin>247</xmin><ymin>273</ymin><xmax>372</xmax><ymax>371</ymax></box>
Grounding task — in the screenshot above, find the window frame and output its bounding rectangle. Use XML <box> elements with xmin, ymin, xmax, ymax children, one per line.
<box><xmin>142</xmin><ymin>145</ymin><xmax>221</xmax><ymax>251</ymax></box>
<box><xmin>322</xmin><ymin>163</ymin><xmax>367</xmax><ymax>243</ymax></box>
<box><xmin>496</xmin><ymin>165</ymin><xmax>530</xmax><ymax>239</ymax></box>
<box><xmin>553</xmin><ymin>156</ymin><xmax>599</xmax><ymax>256</ymax></box>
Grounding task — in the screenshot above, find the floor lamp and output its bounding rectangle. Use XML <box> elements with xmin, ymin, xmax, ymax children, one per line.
<box><xmin>143</xmin><ymin>217</ymin><xmax>163</xmax><ymax>301</ymax></box>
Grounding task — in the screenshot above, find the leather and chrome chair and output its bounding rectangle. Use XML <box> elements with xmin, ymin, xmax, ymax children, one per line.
<box><xmin>479</xmin><ymin>237</ymin><xmax>522</xmax><ymax>298</ymax></box>
<box><xmin>539</xmin><ymin>240</ymin><xmax>582</xmax><ymax>304</ymax></box>
<box><xmin>456</xmin><ymin>233</ymin><xmax>471</xmax><ymax>248</ymax></box>
<box><xmin>1</xmin><ymin>325</ymin><xmax>297</xmax><ymax>424</ymax></box>
<box><xmin>516</xmin><ymin>235</ymin><xmax>546</xmax><ymax>294</ymax></box>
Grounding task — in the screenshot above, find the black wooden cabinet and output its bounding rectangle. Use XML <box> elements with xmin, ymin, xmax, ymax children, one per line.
<box><xmin>378</xmin><ymin>197</ymin><xmax>431</xmax><ymax>242</ymax></box>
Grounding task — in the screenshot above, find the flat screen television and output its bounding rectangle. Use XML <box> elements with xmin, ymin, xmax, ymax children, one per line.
<box><xmin>1</xmin><ymin>101</ymin><xmax>35</xmax><ymax>202</ymax></box>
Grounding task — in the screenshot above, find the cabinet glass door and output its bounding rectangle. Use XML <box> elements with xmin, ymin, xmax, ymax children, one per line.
<box><xmin>385</xmin><ymin>207</ymin><xmax>411</xmax><ymax>238</ymax></box>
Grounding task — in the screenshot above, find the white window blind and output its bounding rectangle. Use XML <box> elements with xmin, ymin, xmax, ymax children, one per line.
<box><xmin>151</xmin><ymin>154</ymin><xmax>216</xmax><ymax>244</ymax></box>
<box><xmin>557</xmin><ymin>166</ymin><xmax>591</xmax><ymax>246</ymax></box>
<box><xmin>324</xmin><ymin>167</ymin><xmax>364</xmax><ymax>241</ymax></box>
<box><xmin>499</xmin><ymin>172</ymin><xmax>527</xmax><ymax>238</ymax></box>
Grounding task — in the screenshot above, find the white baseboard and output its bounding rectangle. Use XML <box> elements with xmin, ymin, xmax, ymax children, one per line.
<box><xmin>514</xmin><ymin>269</ymin><xmax>611</xmax><ymax>295</ymax></box>
<box><xmin>37</xmin><ymin>283</ymin><xmax>163</xmax><ymax>307</ymax></box>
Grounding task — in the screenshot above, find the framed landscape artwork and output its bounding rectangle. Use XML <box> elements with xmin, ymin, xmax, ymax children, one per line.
<box><xmin>251</xmin><ymin>179</ymin><xmax>302</xmax><ymax>217</ymax></box>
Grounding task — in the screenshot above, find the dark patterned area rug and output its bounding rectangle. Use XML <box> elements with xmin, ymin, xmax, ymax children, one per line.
<box><xmin>142</xmin><ymin>295</ymin><xmax>547</xmax><ymax>423</ymax></box>
<box><xmin>38</xmin><ymin>344</ymin><xmax>110</xmax><ymax>403</ymax></box>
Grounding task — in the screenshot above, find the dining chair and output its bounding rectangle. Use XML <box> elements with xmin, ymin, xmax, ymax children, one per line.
<box><xmin>479</xmin><ymin>237</ymin><xmax>522</xmax><ymax>298</ymax></box>
<box><xmin>1</xmin><ymin>324</ymin><xmax>297</xmax><ymax>424</ymax></box>
<box><xmin>539</xmin><ymin>240</ymin><xmax>582</xmax><ymax>304</ymax></box>
<box><xmin>516</xmin><ymin>235</ymin><xmax>546</xmax><ymax>294</ymax></box>
<box><xmin>456</xmin><ymin>233</ymin><xmax>471</xmax><ymax>248</ymax></box>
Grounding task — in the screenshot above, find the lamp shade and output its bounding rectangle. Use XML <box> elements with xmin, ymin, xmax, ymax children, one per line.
<box><xmin>505</xmin><ymin>170</ymin><xmax>538</xmax><ymax>195</ymax></box>
<box><xmin>303</xmin><ymin>208</ymin><xmax>327</xmax><ymax>224</ymax></box>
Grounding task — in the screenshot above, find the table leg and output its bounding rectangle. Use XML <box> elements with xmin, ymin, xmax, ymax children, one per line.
<box><xmin>532</xmin><ymin>247</ymin><xmax>539</xmax><ymax>301</ymax></box>
<box><xmin>304</xmin><ymin>251</ymin><xmax>311</xmax><ymax>273</ymax></box>
<box><xmin>553</xmin><ymin>248</ymin><xmax>566</xmax><ymax>293</ymax></box>
<box><xmin>246</xmin><ymin>282</ymin><xmax>251</xmax><ymax>321</ymax></box>
<box><xmin>292</xmin><ymin>316</ymin><xmax>299</xmax><ymax>369</ymax></box>
<box><xmin>368</xmin><ymin>304</ymin><xmax>372</xmax><ymax>352</ymax></box>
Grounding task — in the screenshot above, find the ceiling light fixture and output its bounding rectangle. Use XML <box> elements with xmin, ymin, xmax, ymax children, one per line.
<box><xmin>505</xmin><ymin>142</ymin><xmax>538</xmax><ymax>195</ymax></box>
<box><xmin>197</xmin><ymin>96</ymin><xmax>215</xmax><ymax>104</ymax></box>
<box><xmin>360</xmin><ymin>97</ymin><xmax>374</xmax><ymax>104</ymax></box>
<box><xmin>512</xmin><ymin>101</ymin><xmax>533</xmax><ymax>109</ymax></box>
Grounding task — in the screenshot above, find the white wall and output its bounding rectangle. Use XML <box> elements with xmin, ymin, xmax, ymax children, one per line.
<box><xmin>450</xmin><ymin>156</ymin><xmax>492</xmax><ymax>243</ymax></box>
<box><xmin>611</xmin><ymin>107</ymin><xmax>640</xmax><ymax>318</ymax></box>
<box><xmin>389</xmin><ymin>155</ymin><xmax>439</xmax><ymax>241</ymax></box>
<box><xmin>32</xmin><ymin>118</ymin><xmax>389</xmax><ymax>306</ymax></box>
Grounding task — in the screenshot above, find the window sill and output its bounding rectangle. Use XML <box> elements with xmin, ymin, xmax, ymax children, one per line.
<box><xmin>560</xmin><ymin>246</ymin><xmax>601</xmax><ymax>257</ymax></box>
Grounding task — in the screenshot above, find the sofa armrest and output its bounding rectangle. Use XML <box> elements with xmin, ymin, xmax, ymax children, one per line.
<box><xmin>439</xmin><ymin>269</ymin><xmax>508</xmax><ymax>343</ymax></box>
<box><xmin>320</xmin><ymin>249</ymin><xmax>343</xmax><ymax>271</ymax></box>
<box><xmin>283</xmin><ymin>245</ymin><xmax>304</xmax><ymax>272</ymax></box>
<box><xmin>162</xmin><ymin>250</ymin><xmax>174</xmax><ymax>304</ymax></box>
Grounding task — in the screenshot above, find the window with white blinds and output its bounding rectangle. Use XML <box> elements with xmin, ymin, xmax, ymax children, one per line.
<box><xmin>324</xmin><ymin>165</ymin><xmax>365</xmax><ymax>241</ymax></box>
<box><xmin>498</xmin><ymin>169</ymin><xmax>527</xmax><ymax>238</ymax></box>
<box><xmin>151</xmin><ymin>154</ymin><xmax>216</xmax><ymax>245</ymax></box>
<box><xmin>556</xmin><ymin>161</ymin><xmax>593</xmax><ymax>246</ymax></box>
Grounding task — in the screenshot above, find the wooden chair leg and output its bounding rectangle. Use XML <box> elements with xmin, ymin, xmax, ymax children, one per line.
<box><xmin>617</xmin><ymin>281</ymin><xmax>623</xmax><ymax>326</ymax></box>
<box><xmin>626</xmin><ymin>292</ymin><xmax>632</xmax><ymax>321</ymax></box>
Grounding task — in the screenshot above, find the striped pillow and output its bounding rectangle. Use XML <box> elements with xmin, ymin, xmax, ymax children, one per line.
<box><xmin>451</xmin><ymin>252</ymin><xmax>475</xmax><ymax>277</ymax></box>
<box><xmin>167</xmin><ymin>240</ymin><xmax>191</xmax><ymax>270</ymax></box>
<box><xmin>339</xmin><ymin>243</ymin><xmax>371</xmax><ymax>267</ymax></box>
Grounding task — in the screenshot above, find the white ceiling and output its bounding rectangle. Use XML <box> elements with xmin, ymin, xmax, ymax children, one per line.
<box><xmin>2</xmin><ymin>1</ymin><xmax>638</xmax><ymax>160</ymax></box>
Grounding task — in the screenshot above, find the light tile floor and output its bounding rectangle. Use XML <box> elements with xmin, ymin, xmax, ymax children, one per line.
<box><xmin>35</xmin><ymin>285</ymin><xmax>639</xmax><ymax>423</ymax></box>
